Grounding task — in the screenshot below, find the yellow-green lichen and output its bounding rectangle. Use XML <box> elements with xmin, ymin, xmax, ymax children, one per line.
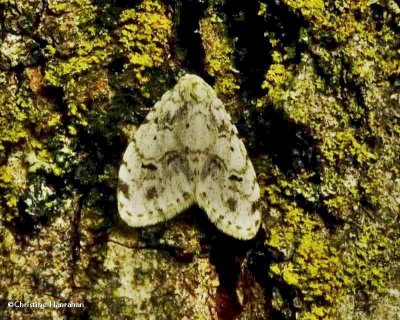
<box><xmin>257</xmin><ymin>39</ymin><xmax>398</xmax><ymax>306</ymax></box>
<box><xmin>43</xmin><ymin>3</ymin><xmax>113</xmax><ymax>130</ymax></box>
<box><xmin>256</xmin><ymin>3</ymin><xmax>400</xmax><ymax>309</ymax></box>
<box><xmin>117</xmin><ymin>0</ymin><xmax>173</xmax><ymax>98</ymax></box>
<box><xmin>268</xmin><ymin>202</ymin><xmax>347</xmax><ymax>319</ymax></box>
<box><xmin>261</xmin><ymin>154</ymin><xmax>395</xmax><ymax>317</ymax></box>
<box><xmin>200</xmin><ymin>7</ymin><xmax>240</xmax><ymax>104</ymax></box>
<box><xmin>264</xmin><ymin>165</ymin><xmax>392</xmax><ymax>319</ymax></box>
<box><xmin>0</xmin><ymin>69</ymin><xmax>64</xmax><ymax>212</ymax></box>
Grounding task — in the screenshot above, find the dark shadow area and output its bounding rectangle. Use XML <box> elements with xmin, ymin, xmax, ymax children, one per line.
<box><xmin>6</xmin><ymin>174</ymin><xmax>63</xmax><ymax>240</ymax></box>
<box><xmin>127</xmin><ymin>204</ymin><xmax>262</xmax><ymax>316</ymax></box>
<box><xmin>41</xmin><ymin>86</ymin><xmax>67</xmax><ymax>115</ymax></box>
<box><xmin>171</xmin><ymin>0</ymin><xmax>212</xmax><ymax>81</ymax></box>
<box><xmin>205</xmin><ymin>232</ymin><xmax>253</xmax><ymax>318</ymax></box>
<box><xmin>94</xmin><ymin>0</ymin><xmax>140</xmax><ymax>9</ymax></box>
<box><xmin>370</xmin><ymin>2</ymin><xmax>385</xmax><ymax>31</ymax></box>
<box><xmin>93</xmin><ymin>0</ymin><xmax>142</xmax><ymax>29</ymax></box>
<box><xmin>64</xmin><ymin>306</ymin><xmax>91</xmax><ymax>320</ymax></box>
<box><xmin>107</xmin><ymin>57</ymin><xmax>126</xmax><ymax>74</ymax></box>
<box><xmin>237</xmin><ymin>105</ymin><xmax>345</xmax><ymax>231</ymax></box>
<box><xmin>237</xmin><ymin>105</ymin><xmax>318</xmax><ymax>175</ymax></box>
<box><xmin>113</xmin><ymin>0</ymin><xmax>141</xmax><ymax>7</ymax></box>
<box><xmin>247</xmin><ymin>242</ymin><xmax>297</xmax><ymax>320</ymax></box>
<box><xmin>224</xmin><ymin>0</ymin><xmax>303</xmax><ymax>98</ymax></box>
<box><xmin>224</xmin><ymin>0</ymin><xmax>270</xmax><ymax>97</ymax></box>
<box><xmin>262</xmin><ymin>1</ymin><xmax>306</xmax><ymax>64</ymax></box>
<box><xmin>192</xmin><ymin>205</ymin><xmax>299</xmax><ymax>320</ymax></box>
<box><xmin>12</xmin><ymin>201</ymin><xmax>40</xmax><ymax>236</ymax></box>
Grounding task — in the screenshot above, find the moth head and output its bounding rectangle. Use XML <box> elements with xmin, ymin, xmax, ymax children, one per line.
<box><xmin>177</xmin><ymin>74</ymin><xmax>213</xmax><ymax>104</ymax></box>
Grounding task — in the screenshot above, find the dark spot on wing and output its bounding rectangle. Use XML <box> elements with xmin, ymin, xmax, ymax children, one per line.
<box><xmin>166</xmin><ymin>153</ymin><xmax>181</xmax><ymax>165</ymax></box>
<box><xmin>127</xmin><ymin>211</ymin><xmax>133</xmax><ymax>217</ymax></box>
<box><xmin>142</xmin><ymin>163</ymin><xmax>157</xmax><ymax>171</ymax></box>
<box><xmin>156</xmin><ymin>208</ymin><xmax>166</xmax><ymax>220</ymax></box>
<box><xmin>227</xmin><ymin>198</ymin><xmax>237</xmax><ymax>211</ymax></box>
<box><xmin>218</xmin><ymin>120</ymin><xmax>230</xmax><ymax>132</ymax></box>
<box><xmin>212</xmin><ymin>159</ymin><xmax>223</xmax><ymax>169</ymax></box>
<box><xmin>186</xmin><ymin>123</ymin><xmax>190</xmax><ymax>128</ymax></box>
<box><xmin>201</xmin><ymin>158</ymin><xmax>223</xmax><ymax>179</ymax></box>
<box><xmin>251</xmin><ymin>201</ymin><xmax>259</xmax><ymax>213</ymax></box>
<box><xmin>183</xmin><ymin>192</ymin><xmax>191</xmax><ymax>201</ymax></box>
<box><xmin>230</xmin><ymin>147</ymin><xmax>234</xmax><ymax>151</ymax></box>
<box><xmin>153</xmin><ymin>136</ymin><xmax>157</xmax><ymax>140</ymax></box>
<box><xmin>118</xmin><ymin>179</ymin><xmax>130</xmax><ymax>200</ymax></box>
<box><xmin>145</xmin><ymin>186</ymin><xmax>158</xmax><ymax>200</ymax></box>
<box><xmin>229</xmin><ymin>175</ymin><xmax>243</xmax><ymax>182</ymax></box>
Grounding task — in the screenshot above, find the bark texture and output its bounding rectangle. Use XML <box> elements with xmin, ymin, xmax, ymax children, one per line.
<box><xmin>0</xmin><ymin>0</ymin><xmax>399</xmax><ymax>319</ymax></box>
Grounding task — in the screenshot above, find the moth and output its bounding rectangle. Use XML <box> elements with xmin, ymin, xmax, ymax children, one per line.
<box><xmin>118</xmin><ymin>74</ymin><xmax>261</xmax><ymax>239</ymax></box>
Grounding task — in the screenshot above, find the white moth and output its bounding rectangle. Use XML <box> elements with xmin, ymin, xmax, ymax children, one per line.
<box><xmin>118</xmin><ymin>74</ymin><xmax>261</xmax><ymax>239</ymax></box>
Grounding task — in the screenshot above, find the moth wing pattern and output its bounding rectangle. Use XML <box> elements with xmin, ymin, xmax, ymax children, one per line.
<box><xmin>195</xmin><ymin>105</ymin><xmax>261</xmax><ymax>240</ymax></box>
<box><xmin>118</xmin><ymin>74</ymin><xmax>261</xmax><ymax>239</ymax></box>
<box><xmin>117</xmin><ymin>95</ymin><xmax>194</xmax><ymax>227</ymax></box>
